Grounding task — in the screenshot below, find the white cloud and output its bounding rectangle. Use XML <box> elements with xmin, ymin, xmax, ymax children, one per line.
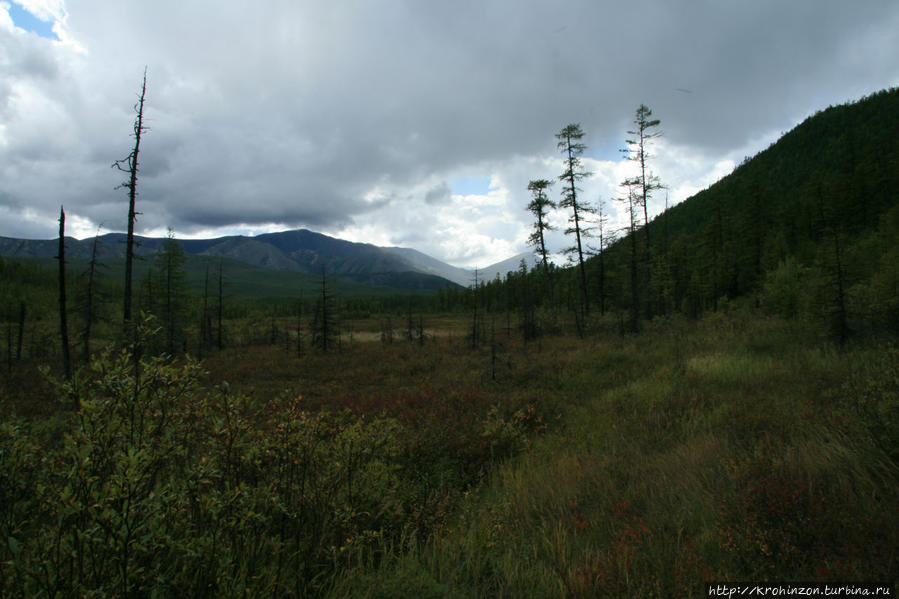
<box><xmin>0</xmin><ymin>1</ymin><xmax>897</xmax><ymax>267</ymax></box>
<box><xmin>0</xmin><ymin>3</ymin><xmax>14</xmax><ymax>31</ymax></box>
<box><xmin>15</xmin><ymin>0</ymin><xmax>64</xmax><ymax>22</ymax></box>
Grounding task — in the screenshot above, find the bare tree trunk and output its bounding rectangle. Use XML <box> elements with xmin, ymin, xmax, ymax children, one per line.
<box><xmin>115</xmin><ymin>68</ymin><xmax>148</xmax><ymax>325</ymax></box>
<box><xmin>57</xmin><ymin>207</ymin><xmax>72</xmax><ymax>381</ymax></box>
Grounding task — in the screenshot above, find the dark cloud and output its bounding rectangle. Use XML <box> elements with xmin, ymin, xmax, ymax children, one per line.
<box><xmin>424</xmin><ymin>182</ymin><xmax>452</xmax><ymax>206</ymax></box>
<box><xmin>0</xmin><ymin>0</ymin><xmax>897</xmax><ymax>263</ymax></box>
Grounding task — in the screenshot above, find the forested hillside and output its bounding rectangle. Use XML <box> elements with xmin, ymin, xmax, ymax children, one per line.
<box><xmin>652</xmin><ymin>88</ymin><xmax>898</xmax><ymax>326</ymax></box>
<box><xmin>500</xmin><ymin>88</ymin><xmax>898</xmax><ymax>339</ymax></box>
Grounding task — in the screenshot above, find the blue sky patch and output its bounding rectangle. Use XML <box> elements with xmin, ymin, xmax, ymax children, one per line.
<box><xmin>450</xmin><ymin>175</ymin><xmax>491</xmax><ymax>196</ymax></box>
<box><xmin>8</xmin><ymin>1</ymin><xmax>59</xmax><ymax>40</ymax></box>
<box><xmin>587</xmin><ymin>139</ymin><xmax>627</xmax><ymax>162</ymax></box>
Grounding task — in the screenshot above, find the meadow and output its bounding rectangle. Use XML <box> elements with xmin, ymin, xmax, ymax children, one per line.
<box><xmin>1</xmin><ymin>308</ymin><xmax>896</xmax><ymax>597</ymax></box>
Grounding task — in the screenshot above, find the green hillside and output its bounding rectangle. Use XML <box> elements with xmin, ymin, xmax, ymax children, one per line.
<box><xmin>530</xmin><ymin>88</ymin><xmax>898</xmax><ymax>338</ymax></box>
<box><xmin>0</xmin><ymin>251</ymin><xmax>450</xmax><ymax>309</ymax></box>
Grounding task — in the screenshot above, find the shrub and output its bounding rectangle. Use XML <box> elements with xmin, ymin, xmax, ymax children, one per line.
<box><xmin>0</xmin><ymin>319</ymin><xmax>415</xmax><ymax>597</ymax></box>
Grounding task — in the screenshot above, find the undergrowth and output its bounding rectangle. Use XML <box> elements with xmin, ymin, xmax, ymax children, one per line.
<box><xmin>328</xmin><ymin>314</ymin><xmax>899</xmax><ymax>597</ymax></box>
<box><xmin>1</xmin><ymin>313</ymin><xmax>896</xmax><ymax>597</ymax></box>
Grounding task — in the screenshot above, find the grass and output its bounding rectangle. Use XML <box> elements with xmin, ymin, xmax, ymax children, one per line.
<box><xmin>1</xmin><ymin>311</ymin><xmax>897</xmax><ymax>596</ymax></box>
<box><xmin>326</xmin><ymin>313</ymin><xmax>899</xmax><ymax>597</ymax></box>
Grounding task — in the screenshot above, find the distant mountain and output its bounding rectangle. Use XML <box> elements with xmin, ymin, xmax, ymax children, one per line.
<box><xmin>477</xmin><ymin>252</ymin><xmax>538</xmax><ymax>282</ymax></box>
<box><xmin>383</xmin><ymin>248</ymin><xmax>538</xmax><ymax>286</ymax></box>
<box><xmin>382</xmin><ymin>247</ymin><xmax>473</xmax><ymax>285</ymax></box>
<box><xmin>0</xmin><ymin>228</ymin><xmax>533</xmax><ymax>291</ymax></box>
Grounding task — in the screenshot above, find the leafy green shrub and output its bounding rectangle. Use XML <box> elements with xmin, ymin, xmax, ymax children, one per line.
<box><xmin>0</xmin><ymin>319</ymin><xmax>419</xmax><ymax>597</ymax></box>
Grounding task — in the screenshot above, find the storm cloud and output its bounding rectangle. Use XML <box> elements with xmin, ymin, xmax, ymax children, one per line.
<box><xmin>1</xmin><ymin>0</ymin><xmax>897</xmax><ymax>266</ymax></box>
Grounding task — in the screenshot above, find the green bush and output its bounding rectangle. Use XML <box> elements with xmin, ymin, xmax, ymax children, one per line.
<box><xmin>0</xmin><ymin>319</ymin><xmax>414</xmax><ymax>597</ymax></box>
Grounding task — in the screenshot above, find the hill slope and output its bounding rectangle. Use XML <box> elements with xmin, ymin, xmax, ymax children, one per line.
<box><xmin>580</xmin><ymin>87</ymin><xmax>899</xmax><ymax>335</ymax></box>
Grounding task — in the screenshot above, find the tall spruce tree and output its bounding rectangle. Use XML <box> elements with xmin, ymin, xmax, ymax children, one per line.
<box><xmin>556</xmin><ymin>124</ymin><xmax>594</xmax><ymax>315</ymax></box>
<box><xmin>527</xmin><ymin>178</ymin><xmax>556</xmax><ymax>310</ymax></box>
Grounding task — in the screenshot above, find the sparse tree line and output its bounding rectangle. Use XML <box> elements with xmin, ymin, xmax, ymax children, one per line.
<box><xmin>2</xmin><ymin>81</ymin><xmax>898</xmax><ymax>384</ymax></box>
<box><xmin>506</xmin><ymin>90</ymin><xmax>899</xmax><ymax>342</ymax></box>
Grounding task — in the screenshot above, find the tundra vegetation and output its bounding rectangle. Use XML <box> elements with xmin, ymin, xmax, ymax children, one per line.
<box><xmin>0</xmin><ymin>89</ymin><xmax>898</xmax><ymax>596</ymax></box>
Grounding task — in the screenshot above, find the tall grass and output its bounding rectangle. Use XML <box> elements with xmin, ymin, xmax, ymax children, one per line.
<box><xmin>330</xmin><ymin>313</ymin><xmax>899</xmax><ymax>597</ymax></box>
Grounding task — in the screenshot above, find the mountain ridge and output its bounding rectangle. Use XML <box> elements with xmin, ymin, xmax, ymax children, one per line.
<box><xmin>0</xmin><ymin>228</ymin><xmax>534</xmax><ymax>288</ymax></box>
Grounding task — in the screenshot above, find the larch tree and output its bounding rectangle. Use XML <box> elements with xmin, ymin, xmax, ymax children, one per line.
<box><xmin>113</xmin><ymin>68</ymin><xmax>148</xmax><ymax>325</ymax></box>
<box><xmin>622</xmin><ymin>105</ymin><xmax>662</xmax><ymax>254</ymax></box>
<box><xmin>617</xmin><ymin>181</ymin><xmax>642</xmax><ymax>332</ymax></box>
<box><xmin>556</xmin><ymin>123</ymin><xmax>594</xmax><ymax>315</ymax></box>
<box><xmin>526</xmin><ymin>178</ymin><xmax>556</xmax><ymax>310</ymax></box>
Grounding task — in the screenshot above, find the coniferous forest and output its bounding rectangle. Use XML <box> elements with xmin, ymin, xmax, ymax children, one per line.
<box><xmin>1</xmin><ymin>89</ymin><xmax>898</xmax><ymax>596</ymax></box>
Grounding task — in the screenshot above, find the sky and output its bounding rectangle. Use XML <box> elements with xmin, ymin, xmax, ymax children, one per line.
<box><xmin>1</xmin><ymin>1</ymin><xmax>897</xmax><ymax>268</ymax></box>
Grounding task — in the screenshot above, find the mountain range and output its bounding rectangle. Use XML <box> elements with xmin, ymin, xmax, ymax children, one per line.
<box><xmin>0</xmin><ymin>228</ymin><xmax>536</xmax><ymax>290</ymax></box>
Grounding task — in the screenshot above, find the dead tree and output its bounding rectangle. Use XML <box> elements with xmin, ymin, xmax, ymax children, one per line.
<box><xmin>57</xmin><ymin>207</ymin><xmax>72</xmax><ymax>380</ymax></box>
<box><xmin>113</xmin><ymin>68</ymin><xmax>148</xmax><ymax>325</ymax></box>
<box><xmin>311</xmin><ymin>268</ymin><xmax>339</xmax><ymax>352</ymax></box>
